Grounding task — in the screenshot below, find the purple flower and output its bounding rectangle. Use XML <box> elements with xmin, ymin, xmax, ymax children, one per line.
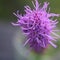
<box><xmin>12</xmin><ymin>0</ymin><xmax>60</xmax><ymax>52</ymax></box>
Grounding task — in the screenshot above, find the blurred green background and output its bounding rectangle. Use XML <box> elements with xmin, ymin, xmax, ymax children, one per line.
<box><xmin>0</xmin><ymin>0</ymin><xmax>60</xmax><ymax>22</ymax></box>
<box><xmin>0</xmin><ymin>0</ymin><xmax>60</xmax><ymax>60</ymax></box>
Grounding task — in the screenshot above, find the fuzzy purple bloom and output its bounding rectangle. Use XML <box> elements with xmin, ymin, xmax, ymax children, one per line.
<box><xmin>12</xmin><ymin>0</ymin><xmax>60</xmax><ymax>52</ymax></box>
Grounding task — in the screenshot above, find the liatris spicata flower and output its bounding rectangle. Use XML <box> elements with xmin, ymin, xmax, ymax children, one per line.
<box><xmin>12</xmin><ymin>0</ymin><xmax>60</xmax><ymax>52</ymax></box>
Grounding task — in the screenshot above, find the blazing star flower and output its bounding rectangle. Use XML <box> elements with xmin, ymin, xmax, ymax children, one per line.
<box><xmin>12</xmin><ymin>0</ymin><xmax>60</xmax><ymax>52</ymax></box>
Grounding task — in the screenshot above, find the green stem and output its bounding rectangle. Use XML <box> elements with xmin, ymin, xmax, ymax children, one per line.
<box><xmin>35</xmin><ymin>54</ymin><xmax>42</xmax><ymax>60</ymax></box>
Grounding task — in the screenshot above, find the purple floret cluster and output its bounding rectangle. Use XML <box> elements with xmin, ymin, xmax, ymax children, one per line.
<box><xmin>12</xmin><ymin>0</ymin><xmax>60</xmax><ymax>52</ymax></box>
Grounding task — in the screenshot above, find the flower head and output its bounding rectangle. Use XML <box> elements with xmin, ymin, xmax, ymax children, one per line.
<box><xmin>12</xmin><ymin>0</ymin><xmax>60</xmax><ymax>52</ymax></box>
